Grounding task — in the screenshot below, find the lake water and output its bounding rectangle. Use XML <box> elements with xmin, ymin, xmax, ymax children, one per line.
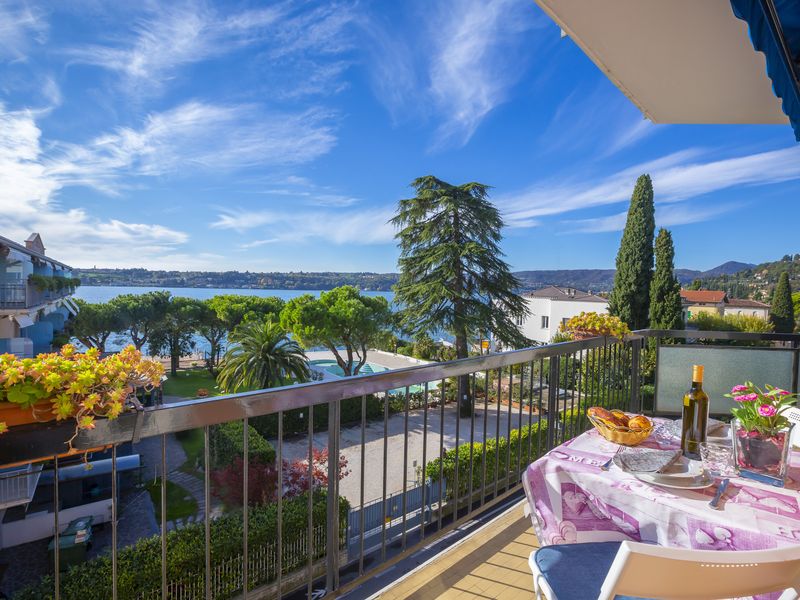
<box><xmin>72</xmin><ymin>286</ymin><xmax>396</xmax><ymax>354</ymax></box>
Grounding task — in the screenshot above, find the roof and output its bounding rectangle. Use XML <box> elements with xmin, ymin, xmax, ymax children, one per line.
<box><xmin>524</xmin><ymin>286</ymin><xmax>607</xmax><ymax>303</ymax></box>
<box><xmin>726</xmin><ymin>298</ymin><xmax>770</xmax><ymax>309</ymax></box>
<box><xmin>680</xmin><ymin>290</ymin><xmax>727</xmax><ymax>303</ymax></box>
<box><xmin>0</xmin><ymin>234</ymin><xmax>72</xmax><ymax>270</ymax></box>
<box><xmin>533</xmin><ymin>0</ymin><xmax>787</xmax><ymax>125</ymax></box>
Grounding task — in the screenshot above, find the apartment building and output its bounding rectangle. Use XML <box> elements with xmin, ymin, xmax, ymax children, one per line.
<box><xmin>680</xmin><ymin>289</ymin><xmax>770</xmax><ymax>322</ymax></box>
<box><xmin>518</xmin><ymin>286</ymin><xmax>609</xmax><ymax>344</ymax></box>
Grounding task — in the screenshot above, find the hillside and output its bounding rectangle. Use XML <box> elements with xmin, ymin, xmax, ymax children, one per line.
<box><xmin>75</xmin><ymin>260</ymin><xmax>755</xmax><ymax>293</ymax></box>
<box><xmin>699</xmin><ymin>255</ymin><xmax>800</xmax><ymax>301</ymax></box>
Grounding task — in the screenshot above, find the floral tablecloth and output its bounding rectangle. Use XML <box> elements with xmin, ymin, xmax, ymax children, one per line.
<box><xmin>524</xmin><ymin>422</ymin><xmax>800</xmax><ymax>552</ymax></box>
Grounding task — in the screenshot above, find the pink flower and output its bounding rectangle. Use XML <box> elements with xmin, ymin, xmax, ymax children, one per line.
<box><xmin>777</xmin><ymin>389</ymin><xmax>791</xmax><ymax>396</ymax></box>
<box><xmin>757</xmin><ymin>404</ymin><xmax>778</xmax><ymax>417</ymax></box>
<box><xmin>734</xmin><ymin>393</ymin><xmax>758</xmax><ymax>402</ymax></box>
<box><xmin>731</xmin><ymin>385</ymin><xmax>748</xmax><ymax>393</ymax></box>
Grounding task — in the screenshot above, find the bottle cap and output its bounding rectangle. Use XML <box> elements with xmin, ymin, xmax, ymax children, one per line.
<box><xmin>692</xmin><ymin>364</ymin><xmax>704</xmax><ymax>382</ymax></box>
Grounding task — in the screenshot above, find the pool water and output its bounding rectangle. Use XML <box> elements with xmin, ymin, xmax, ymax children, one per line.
<box><xmin>309</xmin><ymin>359</ymin><xmax>432</xmax><ymax>394</ymax></box>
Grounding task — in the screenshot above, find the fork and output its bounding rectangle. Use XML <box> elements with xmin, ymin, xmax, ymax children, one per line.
<box><xmin>600</xmin><ymin>446</ymin><xmax>623</xmax><ymax>471</ymax></box>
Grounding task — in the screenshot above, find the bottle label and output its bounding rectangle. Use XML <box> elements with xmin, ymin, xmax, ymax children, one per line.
<box><xmin>683</xmin><ymin>395</ymin><xmax>690</xmax><ymax>407</ymax></box>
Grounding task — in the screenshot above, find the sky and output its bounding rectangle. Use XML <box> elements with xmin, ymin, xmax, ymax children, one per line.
<box><xmin>1</xmin><ymin>0</ymin><xmax>799</xmax><ymax>274</ymax></box>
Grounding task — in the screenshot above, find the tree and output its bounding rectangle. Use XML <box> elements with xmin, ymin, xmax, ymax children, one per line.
<box><xmin>109</xmin><ymin>291</ymin><xmax>171</xmax><ymax>350</ymax></box>
<box><xmin>281</xmin><ymin>286</ymin><xmax>392</xmax><ymax>376</ymax></box>
<box><xmin>149</xmin><ymin>297</ymin><xmax>203</xmax><ymax>376</ymax></box>
<box><xmin>770</xmin><ymin>271</ymin><xmax>794</xmax><ymax>333</ymax></box>
<box><xmin>608</xmin><ymin>174</ymin><xmax>655</xmax><ymax>329</ymax></box>
<box><xmin>206</xmin><ymin>295</ymin><xmax>285</xmax><ymax>331</ymax></box>
<box><xmin>392</xmin><ymin>176</ymin><xmax>529</xmax><ymax>415</ymax></box>
<box><xmin>689</xmin><ymin>279</ymin><xmax>702</xmax><ymax>291</ymax></box>
<box><xmin>217</xmin><ymin>317</ymin><xmax>311</xmax><ymax>392</ymax></box>
<box><xmin>68</xmin><ymin>300</ymin><xmax>125</xmax><ymax>352</ymax></box>
<box><xmin>196</xmin><ymin>301</ymin><xmax>227</xmax><ymax>375</ymax></box>
<box><xmin>649</xmin><ymin>228</ymin><xmax>683</xmax><ymax>330</ymax></box>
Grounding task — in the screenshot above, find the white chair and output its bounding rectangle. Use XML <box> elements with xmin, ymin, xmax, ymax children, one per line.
<box><xmin>785</xmin><ymin>406</ymin><xmax>800</xmax><ymax>449</ymax></box>
<box><xmin>528</xmin><ymin>539</ymin><xmax>800</xmax><ymax>600</ymax></box>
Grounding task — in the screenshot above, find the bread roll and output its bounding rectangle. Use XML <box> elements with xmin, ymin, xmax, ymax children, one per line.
<box><xmin>587</xmin><ymin>406</ymin><xmax>626</xmax><ymax>427</ymax></box>
<box><xmin>611</xmin><ymin>410</ymin><xmax>630</xmax><ymax>426</ymax></box>
<box><xmin>627</xmin><ymin>415</ymin><xmax>651</xmax><ymax>431</ymax></box>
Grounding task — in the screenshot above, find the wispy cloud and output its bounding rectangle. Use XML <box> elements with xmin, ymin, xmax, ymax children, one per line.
<box><xmin>212</xmin><ymin>207</ymin><xmax>395</xmax><ymax>245</ymax></box>
<box><xmin>564</xmin><ymin>202</ymin><xmax>742</xmax><ymax>233</ymax></box>
<box><xmin>0</xmin><ymin>1</ymin><xmax>47</xmax><ymax>62</ymax></box>
<box><xmin>363</xmin><ymin>0</ymin><xmax>545</xmax><ymax>149</ymax></box>
<box><xmin>499</xmin><ymin>146</ymin><xmax>800</xmax><ymax>227</ymax></box>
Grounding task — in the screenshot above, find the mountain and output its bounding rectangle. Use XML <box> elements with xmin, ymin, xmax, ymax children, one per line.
<box><xmin>75</xmin><ymin>261</ymin><xmax>755</xmax><ymax>294</ymax></box>
<box><xmin>699</xmin><ymin>256</ymin><xmax>800</xmax><ymax>301</ymax></box>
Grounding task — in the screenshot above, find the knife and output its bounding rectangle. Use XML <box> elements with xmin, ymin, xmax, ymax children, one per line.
<box><xmin>708</xmin><ymin>478</ymin><xmax>730</xmax><ymax>510</ymax></box>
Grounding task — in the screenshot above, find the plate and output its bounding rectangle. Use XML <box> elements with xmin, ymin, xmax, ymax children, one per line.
<box><xmin>633</xmin><ymin>456</ymin><xmax>714</xmax><ymax>489</ymax></box>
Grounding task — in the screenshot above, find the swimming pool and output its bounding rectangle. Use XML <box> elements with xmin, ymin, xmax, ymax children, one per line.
<box><xmin>309</xmin><ymin>359</ymin><xmax>433</xmax><ymax>394</ymax></box>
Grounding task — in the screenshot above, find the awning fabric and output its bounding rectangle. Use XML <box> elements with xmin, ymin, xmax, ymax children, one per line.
<box><xmin>12</xmin><ymin>314</ymin><xmax>35</xmax><ymax>329</ymax></box>
<box><xmin>731</xmin><ymin>0</ymin><xmax>800</xmax><ymax>140</ymax></box>
<box><xmin>62</xmin><ymin>298</ymin><xmax>80</xmax><ymax>316</ymax></box>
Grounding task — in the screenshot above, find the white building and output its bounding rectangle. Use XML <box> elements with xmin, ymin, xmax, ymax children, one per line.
<box><xmin>518</xmin><ymin>286</ymin><xmax>609</xmax><ymax>344</ymax></box>
<box><xmin>723</xmin><ymin>298</ymin><xmax>770</xmax><ymax>320</ymax></box>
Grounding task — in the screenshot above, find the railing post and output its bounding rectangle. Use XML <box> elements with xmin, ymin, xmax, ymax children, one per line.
<box><xmin>326</xmin><ymin>398</ymin><xmax>341</xmax><ymax>593</ymax></box>
<box><xmin>546</xmin><ymin>357</ymin><xmax>559</xmax><ymax>449</ymax></box>
<box><xmin>629</xmin><ymin>337</ymin><xmax>642</xmax><ymax>413</ymax></box>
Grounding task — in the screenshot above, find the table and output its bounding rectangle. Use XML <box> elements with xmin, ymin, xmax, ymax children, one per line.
<box><xmin>524</xmin><ymin>421</ymin><xmax>800</xmax><ymax>551</ymax></box>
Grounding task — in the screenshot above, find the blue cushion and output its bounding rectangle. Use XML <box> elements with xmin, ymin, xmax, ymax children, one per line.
<box><xmin>534</xmin><ymin>542</ymin><xmax>651</xmax><ymax>600</ymax></box>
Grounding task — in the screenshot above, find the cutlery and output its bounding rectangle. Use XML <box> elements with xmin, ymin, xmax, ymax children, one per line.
<box><xmin>600</xmin><ymin>447</ymin><xmax>622</xmax><ymax>471</ymax></box>
<box><xmin>708</xmin><ymin>478</ymin><xmax>730</xmax><ymax>510</ymax></box>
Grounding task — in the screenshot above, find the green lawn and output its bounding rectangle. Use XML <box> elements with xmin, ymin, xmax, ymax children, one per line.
<box><xmin>175</xmin><ymin>428</ymin><xmax>205</xmax><ymax>472</ymax></box>
<box><xmin>162</xmin><ymin>368</ymin><xmax>220</xmax><ymax>399</ymax></box>
<box><xmin>146</xmin><ymin>479</ymin><xmax>198</xmax><ymax>522</ymax></box>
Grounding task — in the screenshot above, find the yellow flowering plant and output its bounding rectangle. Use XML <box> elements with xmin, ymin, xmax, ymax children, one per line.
<box><xmin>0</xmin><ymin>344</ymin><xmax>163</xmax><ymax>449</ymax></box>
<box><xmin>560</xmin><ymin>312</ymin><xmax>631</xmax><ymax>340</ymax></box>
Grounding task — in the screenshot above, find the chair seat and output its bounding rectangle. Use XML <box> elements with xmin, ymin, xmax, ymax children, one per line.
<box><xmin>534</xmin><ymin>542</ymin><xmax>651</xmax><ymax>600</ymax></box>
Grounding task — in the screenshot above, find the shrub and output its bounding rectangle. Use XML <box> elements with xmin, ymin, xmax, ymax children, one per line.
<box><xmin>14</xmin><ymin>492</ymin><xmax>347</xmax><ymax>600</ymax></box>
<box><xmin>210</xmin><ymin>421</ymin><xmax>275</xmax><ymax>468</ymax></box>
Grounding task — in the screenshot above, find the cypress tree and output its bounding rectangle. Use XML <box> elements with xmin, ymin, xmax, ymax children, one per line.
<box><xmin>608</xmin><ymin>174</ymin><xmax>655</xmax><ymax>329</ymax></box>
<box><xmin>649</xmin><ymin>228</ymin><xmax>683</xmax><ymax>330</ymax></box>
<box><xmin>770</xmin><ymin>271</ymin><xmax>794</xmax><ymax>333</ymax></box>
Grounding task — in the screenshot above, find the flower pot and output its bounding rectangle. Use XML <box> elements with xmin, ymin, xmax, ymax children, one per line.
<box><xmin>0</xmin><ymin>401</ymin><xmax>54</xmax><ymax>427</ymax></box>
<box><xmin>732</xmin><ymin>418</ymin><xmax>793</xmax><ymax>481</ymax></box>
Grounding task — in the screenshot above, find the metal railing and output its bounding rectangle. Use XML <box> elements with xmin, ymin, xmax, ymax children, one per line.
<box><xmin>0</xmin><ymin>282</ymin><xmax>73</xmax><ymax>309</ymax></box>
<box><xmin>0</xmin><ymin>329</ymin><xmax>797</xmax><ymax>599</ymax></box>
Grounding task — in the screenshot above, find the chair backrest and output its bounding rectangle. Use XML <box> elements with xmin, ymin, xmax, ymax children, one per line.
<box><xmin>599</xmin><ymin>540</ymin><xmax>800</xmax><ymax>600</ymax></box>
<box><xmin>785</xmin><ymin>406</ymin><xmax>800</xmax><ymax>449</ymax></box>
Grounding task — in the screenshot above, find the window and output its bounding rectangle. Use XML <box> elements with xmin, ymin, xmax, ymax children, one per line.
<box><xmin>515</xmin><ymin>316</ymin><xmax>524</xmax><ymax>326</ymax></box>
<box><xmin>562</xmin><ymin>318</ymin><xmax>569</xmax><ymax>327</ymax></box>
<box><xmin>541</xmin><ymin>316</ymin><xmax>549</xmax><ymax>329</ymax></box>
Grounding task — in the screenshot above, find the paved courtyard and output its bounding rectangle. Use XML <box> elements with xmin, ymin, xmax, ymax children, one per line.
<box><xmin>277</xmin><ymin>401</ymin><xmax>539</xmax><ymax>505</ymax></box>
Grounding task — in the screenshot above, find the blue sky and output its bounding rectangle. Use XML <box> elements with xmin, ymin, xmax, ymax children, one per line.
<box><xmin>1</xmin><ymin>0</ymin><xmax>799</xmax><ymax>273</ymax></box>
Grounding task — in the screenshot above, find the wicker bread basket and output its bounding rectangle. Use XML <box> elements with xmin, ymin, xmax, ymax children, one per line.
<box><xmin>587</xmin><ymin>414</ymin><xmax>653</xmax><ymax>446</ymax></box>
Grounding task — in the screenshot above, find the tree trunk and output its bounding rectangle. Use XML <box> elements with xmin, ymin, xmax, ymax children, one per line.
<box><xmin>455</xmin><ymin>333</ymin><xmax>472</xmax><ymax>417</ymax></box>
<box><xmin>170</xmin><ymin>337</ymin><xmax>179</xmax><ymax>376</ymax></box>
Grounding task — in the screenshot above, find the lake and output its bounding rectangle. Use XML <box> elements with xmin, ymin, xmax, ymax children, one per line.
<box><xmin>72</xmin><ymin>286</ymin><xmax>397</xmax><ymax>354</ymax></box>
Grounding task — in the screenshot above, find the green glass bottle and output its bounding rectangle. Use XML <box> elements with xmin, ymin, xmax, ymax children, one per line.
<box><xmin>681</xmin><ymin>364</ymin><xmax>709</xmax><ymax>459</ymax></box>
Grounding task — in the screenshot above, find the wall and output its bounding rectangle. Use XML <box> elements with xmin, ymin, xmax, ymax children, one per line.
<box><xmin>548</xmin><ymin>299</ymin><xmax>609</xmax><ymax>340</ymax></box>
<box><xmin>723</xmin><ymin>307</ymin><xmax>769</xmax><ymax>320</ymax></box>
<box><xmin>520</xmin><ymin>297</ymin><xmax>609</xmax><ymax>344</ymax></box>
<box><xmin>519</xmin><ymin>297</ymin><xmax>552</xmax><ymax>343</ymax></box>
<box><xmin>685</xmin><ymin>304</ymin><xmax>723</xmax><ymax>319</ymax></box>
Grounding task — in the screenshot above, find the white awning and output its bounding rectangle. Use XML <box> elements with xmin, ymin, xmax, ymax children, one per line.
<box><xmin>13</xmin><ymin>314</ymin><xmax>35</xmax><ymax>329</ymax></box>
<box><xmin>62</xmin><ymin>298</ymin><xmax>80</xmax><ymax>316</ymax></box>
<box><xmin>534</xmin><ymin>0</ymin><xmax>788</xmax><ymax>124</ymax></box>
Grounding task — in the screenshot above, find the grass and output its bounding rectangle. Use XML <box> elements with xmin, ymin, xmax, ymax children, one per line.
<box><xmin>162</xmin><ymin>368</ymin><xmax>220</xmax><ymax>399</ymax></box>
<box><xmin>146</xmin><ymin>479</ymin><xmax>198</xmax><ymax>522</ymax></box>
<box><xmin>176</xmin><ymin>428</ymin><xmax>205</xmax><ymax>472</ymax></box>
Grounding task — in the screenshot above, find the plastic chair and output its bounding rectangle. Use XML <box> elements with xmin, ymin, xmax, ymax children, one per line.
<box><xmin>528</xmin><ymin>539</ymin><xmax>800</xmax><ymax>600</ymax></box>
<box><xmin>785</xmin><ymin>406</ymin><xmax>800</xmax><ymax>449</ymax></box>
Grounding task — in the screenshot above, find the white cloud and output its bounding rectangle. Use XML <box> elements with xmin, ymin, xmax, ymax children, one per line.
<box><xmin>564</xmin><ymin>202</ymin><xmax>741</xmax><ymax>234</ymax></box>
<box><xmin>0</xmin><ymin>1</ymin><xmax>47</xmax><ymax>61</ymax></box>
<box><xmin>499</xmin><ymin>146</ymin><xmax>800</xmax><ymax>227</ymax></box>
<box><xmin>212</xmin><ymin>207</ymin><xmax>395</xmax><ymax>246</ymax></box>
<box><xmin>0</xmin><ymin>104</ymin><xmax>190</xmax><ymax>268</ymax></box>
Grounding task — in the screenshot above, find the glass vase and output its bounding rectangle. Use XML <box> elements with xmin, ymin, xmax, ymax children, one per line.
<box><xmin>732</xmin><ymin>418</ymin><xmax>793</xmax><ymax>482</ymax></box>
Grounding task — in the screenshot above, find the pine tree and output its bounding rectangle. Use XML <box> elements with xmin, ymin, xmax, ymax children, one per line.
<box><xmin>649</xmin><ymin>228</ymin><xmax>683</xmax><ymax>330</ymax></box>
<box><xmin>770</xmin><ymin>271</ymin><xmax>794</xmax><ymax>333</ymax></box>
<box><xmin>608</xmin><ymin>174</ymin><xmax>655</xmax><ymax>329</ymax></box>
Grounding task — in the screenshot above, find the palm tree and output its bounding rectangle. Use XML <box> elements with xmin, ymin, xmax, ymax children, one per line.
<box><xmin>217</xmin><ymin>317</ymin><xmax>311</xmax><ymax>393</ymax></box>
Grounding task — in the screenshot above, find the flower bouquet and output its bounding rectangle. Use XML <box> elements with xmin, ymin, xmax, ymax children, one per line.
<box><xmin>725</xmin><ymin>382</ymin><xmax>796</xmax><ymax>483</ymax></box>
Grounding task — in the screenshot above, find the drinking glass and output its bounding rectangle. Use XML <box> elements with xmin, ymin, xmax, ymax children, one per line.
<box><xmin>699</xmin><ymin>442</ymin><xmax>735</xmax><ymax>476</ymax></box>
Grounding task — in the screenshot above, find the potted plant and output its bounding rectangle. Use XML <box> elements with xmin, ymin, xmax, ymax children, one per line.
<box><xmin>0</xmin><ymin>344</ymin><xmax>164</xmax><ymax>458</ymax></box>
<box><xmin>560</xmin><ymin>312</ymin><xmax>631</xmax><ymax>341</ymax></box>
<box><xmin>725</xmin><ymin>382</ymin><xmax>796</xmax><ymax>481</ymax></box>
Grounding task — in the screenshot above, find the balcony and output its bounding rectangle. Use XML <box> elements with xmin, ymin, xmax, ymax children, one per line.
<box><xmin>0</xmin><ymin>282</ymin><xmax>73</xmax><ymax>310</ymax></box>
<box><xmin>0</xmin><ymin>329</ymin><xmax>796</xmax><ymax>598</ymax></box>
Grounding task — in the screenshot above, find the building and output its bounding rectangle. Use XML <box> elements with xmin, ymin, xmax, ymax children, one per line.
<box><xmin>518</xmin><ymin>286</ymin><xmax>608</xmax><ymax>344</ymax></box>
<box><xmin>0</xmin><ymin>233</ymin><xmax>79</xmax><ymax>357</ymax></box>
<box><xmin>680</xmin><ymin>289</ymin><xmax>770</xmax><ymax>322</ymax></box>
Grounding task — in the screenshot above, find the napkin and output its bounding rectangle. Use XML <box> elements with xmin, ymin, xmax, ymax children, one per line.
<box><xmin>660</xmin><ymin>418</ymin><xmax>726</xmax><ymax>440</ymax></box>
<box><xmin>613</xmin><ymin>447</ymin><xmax>683</xmax><ymax>473</ymax></box>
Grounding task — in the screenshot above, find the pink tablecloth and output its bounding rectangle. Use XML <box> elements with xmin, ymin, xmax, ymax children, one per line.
<box><xmin>524</xmin><ymin>423</ymin><xmax>800</xmax><ymax>551</ymax></box>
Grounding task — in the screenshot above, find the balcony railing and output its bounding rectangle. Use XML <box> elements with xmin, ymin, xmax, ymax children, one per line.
<box><xmin>0</xmin><ymin>329</ymin><xmax>797</xmax><ymax>599</ymax></box>
<box><xmin>0</xmin><ymin>282</ymin><xmax>73</xmax><ymax>309</ymax></box>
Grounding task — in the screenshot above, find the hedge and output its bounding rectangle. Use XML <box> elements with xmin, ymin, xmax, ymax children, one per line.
<box><xmin>14</xmin><ymin>492</ymin><xmax>348</xmax><ymax>600</ymax></box>
<box><xmin>211</xmin><ymin>421</ymin><xmax>276</xmax><ymax>468</ymax></box>
<box><xmin>425</xmin><ymin>411</ymin><xmax>588</xmax><ymax>500</ymax></box>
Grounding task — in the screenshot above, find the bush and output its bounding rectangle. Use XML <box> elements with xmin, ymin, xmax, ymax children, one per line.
<box><xmin>211</xmin><ymin>421</ymin><xmax>275</xmax><ymax>467</ymax></box>
<box><xmin>689</xmin><ymin>312</ymin><xmax>773</xmax><ymax>345</ymax></box>
<box><xmin>14</xmin><ymin>492</ymin><xmax>347</xmax><ymax>600</ymax></box>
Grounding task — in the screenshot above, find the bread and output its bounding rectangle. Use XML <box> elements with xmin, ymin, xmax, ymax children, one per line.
<box><xmin>610</xmin><ymin>410</ymin><xmax>630</xmax><ymax>426</ymax></box>
<box><xmin>587</xmin><ymin>406</ymin><xmax>627</xmax><ymax>427</ymax></box>
<box><xmin>627</xmin><ymin>415</ymin><xmax>652</xmax><ymax>431</ymax></box>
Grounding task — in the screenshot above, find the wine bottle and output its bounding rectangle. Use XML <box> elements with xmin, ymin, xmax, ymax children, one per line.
<box><xmin>681</xmin><ymin>364</ymin><xmax>709</xmax><ymax>459</ymax></box>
